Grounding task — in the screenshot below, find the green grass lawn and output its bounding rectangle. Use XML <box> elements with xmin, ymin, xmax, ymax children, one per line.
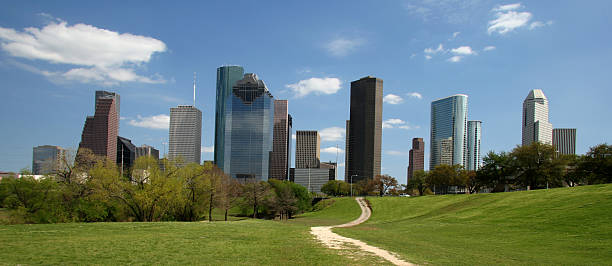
<box><xmin>335</xmin><ymin>184</ymin><xmax>612</xmax><ymax>265</ymax></box>
<box><xmin>0</xmin><ymin>197</ymin><xmax>387</xmax><ymax>265</ymax></box>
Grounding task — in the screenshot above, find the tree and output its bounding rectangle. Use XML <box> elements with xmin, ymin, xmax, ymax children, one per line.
<box><xmin>241</xmin><ymin>180</ymin><xmax>273</xmax><ymax>219</ymax></box>
<box><xmin>511</xmin><ymin>142</ymin><xmax>565</xmax><ymax>189</ymax></box>
<box><xmin>268</xmin><ymin>180</ymin><xmax>297</xmax><ymax>220</ymax></box>
<box><xmin>463</xmin><ymin>170</ymin><xmax>479</xmax><ymax>194</ymax></box>
<box><xmin>216</xmin><ymin>171</ymin><xmax>241</xmax><ymax>221</ymax></box>
<box><xmin>0</xmin><ymin>176</ymin><xmax>61</xmax><ymax>223</ymax></box>
<box><xmin>578</xmin><ymin>144</ymin><xmax>612</xmax><ymax>184</ymax></box>
<box><xmin>408</xmin><ymin>170</ymin><xmax>428</xmax><ymax>196</ymax></box>
<box><xmin>372</xmin><ymin>175</ymin><xmax>398</xmax><ymax>197</ymax></box>
<box><xmin>321</xmin><ymin>180</ymin><xmax>350</xmax><ymax>196</ymax></box>
<box><xmin>476</xmin><ymin>151</ymin><xmax>515</xmax><ymax>192</ymax></box>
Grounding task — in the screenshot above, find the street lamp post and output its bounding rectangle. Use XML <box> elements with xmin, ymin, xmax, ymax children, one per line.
<box><xmin>350</xmin><ymin>174</ymin><xmax>358</xmax><ymax>197</ymax></box>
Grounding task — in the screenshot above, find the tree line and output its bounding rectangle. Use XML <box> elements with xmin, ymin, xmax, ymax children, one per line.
<box><xmin>406</xmin><ymin>143</ymin><xmax>612</xmax><ymax>195</ymax></box>
<box><xmin>0</xmin><ymin>149</ymin><xmax>313</xmax><ymax>224</ymax></box>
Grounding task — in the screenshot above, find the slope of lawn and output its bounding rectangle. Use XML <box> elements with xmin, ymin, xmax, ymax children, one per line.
<box><xmin>335</xmin><ymin>184</ymin><xmax>612</xmax><ymax>265</ymax></box>
<box><xmin>0</xmin><ymin>197</ymin><xmax>383</xmax><ymax>265</ymax></box>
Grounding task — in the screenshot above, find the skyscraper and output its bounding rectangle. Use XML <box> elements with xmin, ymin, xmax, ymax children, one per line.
<box><xmin>168</xmin><ymin>105</ymin><xmax>202</xmax><ymax>164</ymax></box>
<box><xmin>344</xmin><ymin>120</ymin><xmax>350</xmax><ymax>180</ymax></box>
<box><xmin>346</xmin><ymin>76</ymin><xmax>383</xmax><ymax>183</ymax></box>
<box><xmin>553</xmin><ymin>128</ymin><xmax>576</xmax><ymax>155</ymax></box>
<box><xmin>117</xmin><ymin>136</ymin><xmax>136</xmax><ymax>175</ymax></box>
<box><xmin>295</xmin><ymin>130</ymin><xmax>321</xmax><ymax>168</ymax></box>
<box><xmin>214</xmin><ymin>66</ymin><xmax>245</xmax><ymax>171</ymax></box>
<box><xmin>269</xmin><ymin>100</ymin><xmax>290</xmax><ymax>180</ymax></box>
<box><xmin>522</xmin><ymin>89</ymin><xmax>552</xmax><ymax>146</ymax></box>
<box><xmin>32</xmin><ymin>145</ymin><xmax>65</xmax><ymax>175</ymax></box>
<box><xmin>79</xmin><ymin>90</ymin><xmax>119</xmax><ymax>161</ymax></box>
<box><xmin>135</xmin><ymin>145</ymin><xmax>160</xmax><ymax>160</ymax></box>
<box><xmin>227</xmin><ymin>73</ymin><xmax>274</xmax><ymax>181</ymax></box>
<box><xmin>466</xmin><ymin>121</ymin><xmax>482</xmax><ymax>171</ymax></box>
<box><xmin>430</xmin><ymin>94</ymin><xmax>468</xmax><ymax>169</ymax></box>
<box><xmin>407</xmin><ymin>138</ymin><xmax>424</xmax><ymax>182</ymax></box>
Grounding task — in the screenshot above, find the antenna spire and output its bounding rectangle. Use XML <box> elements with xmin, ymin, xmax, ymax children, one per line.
<box><xmin>193</xmin><ymin>72</ymin><xmax>196</xmax><ymax>107</ymax></box>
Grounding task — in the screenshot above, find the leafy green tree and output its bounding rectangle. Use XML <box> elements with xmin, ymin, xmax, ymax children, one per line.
<box><xmin>372</xmin><ymin>175</ymin><xmax>398</xmax><ymax>197</ymax></box>
<box><xmin>0</xmin><ymin>176</ymin><xmax>63</xmax><ymax>223</ymax></box>
<box><xmin>241</xmin><ymin>180</ymin><xmax>273</xmax><ymax>219</ymax></box>
<box><xmin>408</xmin><ymin>170</ymin><xmax>428</xmax><ymax>196</ymax></box>
<box><xmin>476</xmin><ymin>151</ymin><xmax>515</xmax><ymax>192</ymax></box>
<box><xmin>427</xmin><ymin>164</ymin><xmax>461</xmax><ymax>194</ymax></box>
<box><xmin>578</xmin><ymin>144</ymin><xmax>612</xmax><ymax>184</ymax></box>
<box><xmin>320</xmin><ymin>180</ymin><xmax>350</xmax><ymax>196</ymax></box>
<box><xmin>511</xmin><ymin>142</ymin><xmax>565</xmax><ymax>189</ymax></box>
<box><xmin>268</xmin><ymin>180</ymin><xmax>297</xmax><ymax>220</ymax></box>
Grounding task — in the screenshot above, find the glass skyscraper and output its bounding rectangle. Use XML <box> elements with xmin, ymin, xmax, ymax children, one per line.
<box><xmin>214</xmin><ymin>66</ymin><xmax>245</xmax><ymax>172</ymax></box>
<box><xmin>227</xmin><ymin>73</ymin><xmax>274</xmax><ymax>181</ymax></box>
<box><xmin>430</xmin><ymin>94</ymin><xmax>468</xmax><ymax>169</ymax></box>
<box><xmin>466</xmin><ymin>120</ymin><xmax>482</xmax><ymax>171</ymax></box>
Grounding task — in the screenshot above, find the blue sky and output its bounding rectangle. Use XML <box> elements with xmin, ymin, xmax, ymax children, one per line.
<box><xmin>1</xmin><ymin>1</ymin><xmax>611</xmax><ymax>184</ymax></box>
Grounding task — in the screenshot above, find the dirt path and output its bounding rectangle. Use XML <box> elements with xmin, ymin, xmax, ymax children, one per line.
<box><xmin>311</xmin><ymin>197</ymin><xmax>414</xmax><ymax>266</ymax></box>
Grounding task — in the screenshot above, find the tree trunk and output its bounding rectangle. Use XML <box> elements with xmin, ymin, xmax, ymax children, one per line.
<box><xmin>224</xmin><ymin>209</ymin><xmax>228</xmax><ymax>221</ymax></box>
<box><xmin>209</xmin><ymin>192</ymin><xmax>213</xmax><ymax>222</ymax></box>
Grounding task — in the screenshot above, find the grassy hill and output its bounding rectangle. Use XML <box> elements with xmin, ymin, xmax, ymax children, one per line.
<box><xmin>335</xmin><ymin>184</ymin><xmax>612</xmax><ymax>265</ymax></box>
<box><xmin>0</xmin><ymin>197</ymin><xmax>388</xmax><ymax>265</ymax></box>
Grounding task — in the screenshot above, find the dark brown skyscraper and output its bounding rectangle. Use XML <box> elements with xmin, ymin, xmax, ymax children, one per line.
<box><xmin>269</xmin><ymin>100</ymin><xmax>290</xmax><ymax>180</ymax></box>
<box><xmin>78</xmin><ymin>91</ymin><xmax>119</xmax><ymax>162</ymax></box>
<box><xmin>407</xmin><ymin>138</ymin><xmax>425</xmax><ymax>182</ymax></box>
<box><xmin>346</xmin><ymin>76</ymin><xmax>383</xmax><ymax>183</ymax></box>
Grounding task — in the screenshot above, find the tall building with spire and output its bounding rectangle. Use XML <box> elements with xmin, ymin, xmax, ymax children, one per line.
<box><xmin>78</xmin><ymin>90</ymin><xmax>119</xmax><ymax>162</ymax></box>
<box><xmin>522</xmin><ymin>89</ymin><xmax>553</xmax><ymax>146</ymax></box>
<box><xmin>227</xmin><ymin>73</ymin><xmax>274</xmax><ymax>181</ymax></box>
<box><xmin>430</xmin><ymin>94</ymin><xmax>468</xmax><ymax>169</ymax></box>
<box><xmin>214</xmin><ymin>66</ymin><xmax>245</xmax><ymax>171</ymax></box>
<box><xmin>168</xmin><ymin>105</ymin><xmax>202</xmax><ymax>164</ymax></box>
<box><xmin>345</xmin><ymin>76</ymin><xmax>383</xmax><ymax>183</ymax></box>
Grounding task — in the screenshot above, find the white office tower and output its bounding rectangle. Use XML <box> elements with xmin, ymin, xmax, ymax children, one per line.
<box><xmin>522</xmin><ymin>89</ymin><xmax>552</xmax><ymax>146</ymax></box>
<box><xmin>169</xmin><ymin>105</ymin><xmax>202</xmax><ymax>164</ymax></box>
<box><xmin>466</xmin><ymin>121</ymin><xmax>482</xmax><ymax>171</ymax></box>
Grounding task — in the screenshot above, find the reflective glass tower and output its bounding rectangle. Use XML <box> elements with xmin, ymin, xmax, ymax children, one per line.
<box><xmin>466</xmin><ymin>120</ymin><xmax>482</xmax><ymax>171</ymax></box>
<box><xmin>227</xmin><ymin>73</ymin><xmax>274</xmax><ymax>181</ymax></box>
<box><xmin>214</xmin><ymin>66</ymin><xmax>245</xmax><ymax>171</ymax></box>
<box><xmin>430</xmin><ymin>94</ymin><xmax>468</xmax><ymax>169</ymax></box>
<box><xmin>522</xmin><ymin>89</ymin><xmax>552</xmax><ymax>146</ymax></box>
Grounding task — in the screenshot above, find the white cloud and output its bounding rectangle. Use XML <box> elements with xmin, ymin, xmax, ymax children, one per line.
<box><xmin>0</xmin><ymin>19</ymin><xmax>166</xmax><ymax>85</ymax></box>
<box><xmin>483</xmin><ymin>46</ymin><xmax>496</xmax><ymax>51</ymax></box>
<box><xmin>447</xmin><ymin>55</ymin><xmax>463</xmax><ymax>63</ymax></box>
<box><xmin>128</xmin><ymin>114</ymin><xmax>169</xmax><ymax>130</ymax></box>
<box><xmin>424</xmin><ymin>44</ymin><xmax>445</xmax><ymax>54</ymax></box>
<box><xmin>201</xmin><ymin>146</ymin><xmax>214</xmax><ymax>153</ymax></box>
<box><xmin>492</xmin><ymin>3</ymin><xmax>522</xmax><ymax>12</ymax></box>
<box><xmin>425</xmin><ymin>55</ymin><xmax>432</xmax><ymax>60</ymax></box>
<box><xmin>321</xmin><ymin>147</ymin><xmax>345</xmax><ymax>154</ymax></box>
<box><xmin>451</xmin><ymin>46</ymin><xmax>475</xmax><ymax>55</ymax></box>
<box><xmin>488</xmin><ymin>3</ymin><xmax>533</xmax><ymax>35</ymax></box>
<box><xmin>403</xmin><ymin>1</ymin><xmax>482</xmax><ymax>24</ymax></box>
<box><xmin>285</xmin><ymin>77</ymin><xmax>342</xmax><ymax>98</ymax></box>
<box><xmin>383</xmin><ymin>94</ymin><xmax>404</xmax><ymax>104</ymax></box>
<box><xmin>407</xmin><ymin>92</ymin><xmax>423</xmax><ymax>99</ymax></box>
<box><xmin>450</xmin><ymin>31</ymin><xmax>461</xmax><ymax>39</ymax></box>
<box><xmin>385</xmin><ymin>150</ymin><xmax>407</xmax><ymax>156</ymax></box>
<box><xmin>529</xmin><ymin>20</ymin><xmax>553</xmax><ymax>30</ymax></box>
<box><xmin>319</xmin><ymin>127</ymin><xmax>345</xmax><ymax>142</ymax></box>
<box><xmin>383</xmin><ymin>118</ymin><xmax>420</xmax><ymax>130</ymax></box>
<box><xmin>325</xmin><ymin>37</ymin><xmax>364</xmax><ymax>57</ymax></box>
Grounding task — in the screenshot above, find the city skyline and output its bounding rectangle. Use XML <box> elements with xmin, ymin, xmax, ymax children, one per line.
<box><xmin>1</xmin><ymin>1</ymin><xmax>611</xmax><ymax>185</ymax></box>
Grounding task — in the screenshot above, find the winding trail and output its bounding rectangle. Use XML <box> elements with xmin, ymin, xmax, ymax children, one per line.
<box><xmin>311</xmin><ymin>197</ymin><xmax>414</xmax><ymax>266</ymax></box>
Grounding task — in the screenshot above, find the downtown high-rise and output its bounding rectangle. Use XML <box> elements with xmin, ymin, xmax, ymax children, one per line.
<box><xmin>407</xmin><ymin>138</ymin><xmax>424</xmax><ymax>182</ymax></box>
<box><xmin>466</xmin><ymin>120</ymin><xmax>482</xmax><ymax>171</ymax></box>
<box><xmin>32</xmin><ymin>145</ymin><xmax>65</xmax><ymax>175</ymax></box>
<box><xmin>295</xmin><ymin>130</ymin><xmax>320</xmax><ymax>169</ymax></box>
<box><xmin>78</xmin><ymin>90</ymin><xmax>119</xmax><ymax>162</ymax></box>
<box><xmin>214</xmin><ymin>66</ymin><xmax>245</xmax><ymax>171</ymax></box>
<box><xmin>553</xmin><ymin>128</ymin><xmax>576</xmax><ymax>155</ymax></box>
<box><xmin>430</xmin><ymin>94</ymin><xmax>468</xmax><ymax>169</ymax></box>
<box><xmin>168</xmin><ymin>105</ymin><xmax>202</xmax><ymax>164</ymax></box>
<box><xmin>269</xmin><ymin>100</ymin><xmax>291</xmax><ymax>180</ymax></box>
<box><xmin>522</xmin><ymin>89</ymin><xmax>552</xmax><ymax>146</ymax></box>
<box><xmin>226</xmin><ymin>73</ymin><xmax>274</xmax><ymax>181</ymax></box>
<box><xmin>345</xmin><ymin>76</ymin><xmax>383</xmax><ymax>183</ymax></box>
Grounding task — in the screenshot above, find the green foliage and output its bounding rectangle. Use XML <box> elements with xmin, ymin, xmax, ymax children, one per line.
<box><xmin>579</xmin><ymin>144</ymin><xmax>612</xmax><ymax>184</ymax></box>
<box><xmin>320</xmin><ymin>180</ymin><xmax>350</xmax><ymax>196</ymax></box>
<box><xmin>407</xmin><ymin>170</ymin><xmax>428</xmax><ymax>196</ymax></box>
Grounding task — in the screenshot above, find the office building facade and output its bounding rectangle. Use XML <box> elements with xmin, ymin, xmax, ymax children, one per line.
<box><xmin>269</xmin><ymin>100</ymin><xmax>290</xmax><ymax>180</ymax></box>
<box><xmin>293</xmin><ymin>168</ymin><xmax>331</xmax><ymax>193</ymax></box>
<box><xmin>295</xmin><ymin>130</ymin><xmax>320</xmax><ymax>169</ymax></box>
<box><xmin>346</xmin><ymin>76</ymin><xmax>383</xmax><ymax>183</ymax></box>
<box><xmin>79</xmin><ymin>90</ymin><xmax>119</xmax><ymax>161</ymax></box>
<box><xmin>407</xmin><ymin>138</ymin><xmax>424</xmax><ymax>182</ymax></box>
<box><xmin>169</xmin><ymin>105</ymin><xmax>202</xmax><ymax>164</ymax></box>
<box><xmin>117</xmin><ymin>136</ymin><xmax>136</xmax><ymax>175</ymax></box>
<box><xmin>430</xmin><ymin>94</ymin><xmax>468</xmax><ymax>169</ymax></box>
<box><xmin>214</xmin><ymin>66</ymin><xmax>245</xmax><ymax>171</ymax></box>
<box><xmin>466</xmin><ymin>121</ymin><xmax>482</xmax><ymax>171</ymax></box>
<box><xmin>522</xmin><ymin>89</ymin><xmax>552</xmax><ymax>146</ymax></box>
<box><xmin>553</xmin><ymin>128</ymin><xmax>576</xmax><ymax>155</ymax></box>
<box><xmin>32</xmin><ymin>145</ymin><xmax>65</xmax><ymax>175</ymax></box>
<box><xmin>227</xmin><ymin>73</ymin><xmax>274</xmax><ymax>181</ymax></box>
<box><xmin>135</xmin><ymin>145</ymin><xmax>160</xmax><ymax>160</ymax></box>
